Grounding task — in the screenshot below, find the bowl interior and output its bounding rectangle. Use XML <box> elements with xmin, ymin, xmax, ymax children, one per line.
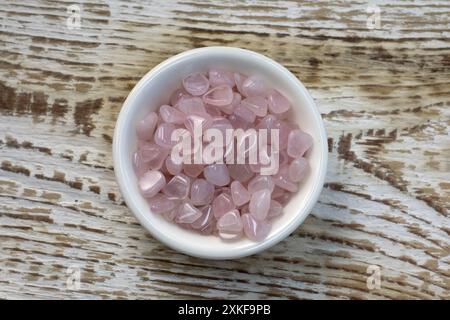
<box><xmin>114</xmin><ymin>47</ymin><xmax>327</xmax><ymax>259</ymax></box>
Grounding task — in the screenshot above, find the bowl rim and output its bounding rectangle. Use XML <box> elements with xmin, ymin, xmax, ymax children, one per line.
<box><xmin>113</xmin><ymin>46</ymin><xmax>328</xmax><ymax>259</ymax></box>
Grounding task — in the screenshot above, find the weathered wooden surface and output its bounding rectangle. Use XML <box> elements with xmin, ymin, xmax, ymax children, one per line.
<box><xmin>0</xmin><ymin>0</ymin><xmax>449</xmax><ymax>299</ymax></box>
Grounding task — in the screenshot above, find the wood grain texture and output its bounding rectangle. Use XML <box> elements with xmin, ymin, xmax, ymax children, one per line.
<box><xmin>0</xmin><ymin>0</ymin><xmax>449</xmax><ymax>299</ymax></box>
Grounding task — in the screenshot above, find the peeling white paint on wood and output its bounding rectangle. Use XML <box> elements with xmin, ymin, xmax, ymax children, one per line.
<box><xmin>0</xmin><ymin>0</ymin><xmax>448</xmax><ymax>299</ymax></box>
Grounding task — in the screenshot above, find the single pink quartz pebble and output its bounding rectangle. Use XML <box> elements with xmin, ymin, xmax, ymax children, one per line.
<box><xmin>209</xmin><ymin>68</ymin><xmax>235</xmax><ymax>88</ymax></box>
<box><xmin>165</xmin><ymin>156</ymin><xmax>182</xmax><ymax>175</ymax></box>
<box><xmin>212</xmin><ymin>193</ymin><xmax>236</xmax><ymax>218</ymax></box>
<box><xmin>159</xmin><ymin>105</ymin><xmax>185</xmax><ymax>125</ymax></box>
<box><xmin>148</xmin><ymin>194</ymin><xmax>177</xmax><ymax>214</ymax></box>
<box><xmin>203</xmin><ymin>85</ymin><xmax>233</xmax><ymax>106</ymax></box>
<box><xmin>230</xmin><ymin>181</ymin><xmax>250</xmax><ymax>206</ymax></box>
<box><xmin>267</xmin><ymin>199</ymin><xmax>283</xmax><ymax>219</ymax></box>
<box><xmin>289</xmin><ymin>157</ymin><xmax>309</xmax><ymax>182</ymax></box>
<box><xmin>249</xmin><ymin>188</ymin><xmax>271</xmax><ymax>221</ymax></box>
<box><xmin>175</xmin><ymin>202</ymin><xmax>202</xmax><ymax>224</ymax></box>
<box><xmin>136</xmin><ymin>112</ymin><xmax>158</xmax><ymax>141</ymax></box>
<box><xmin>182</xmin><ymin>72</ymin><xmax>209</xmax><ymax>96</ymax></box>
<box><xmin>184</xmin><ymin>113</ymin><xmax>213</xmax><ymax>133</ymax></box>
<box><xmin>234</xmin><ymin>105</ymin><xmax>256</xmax><ymax>123</ymax></box>
<box><xmin>205</xmin><ymin>104</ymin><xmax>223</xmax><ymax>117</ymax></box>
<box><xmin>183</xmin><ymin>163</ymin><xmax>204</xmax><ymax>178</ymax></box>
<box><xmin>204</xmin><ymin>164</ymin><xmax>230</xmax><ymax>186</ymax></box>
<box><xmin>234</xmin><ymin>73</ymin><xmax>247</xmax><ymax>95</ymax></box>
<box><xmin>170</xmin><ymin>88</ymin><xmax>191</xmax><ymax>106</ymax></box>
<box><xmin>241</xmin><ymin>75</ymin><xmax>266</xmax><ymax>97</ymax></box>
<box><xmin>163</xmin><ymin>174</ymin><xmax>190</xmax><ymax>200</ymax></box>
<box><xmin>217</xmin><ymin>210</ymin><xmax>243</xmax><ymax>240</ymax></box>
<box><xmin>241</xmin><ymin>96</ymin><xmax>268</xmax><ymax>117</ymax></box>
<box><xmin>267</xmin><ymin>89</ymin><xmax>290</xmax><ymax>115</ymax></box>
<box><xmin>138</xmin><ymin>170</ymin><xmax>166</xmax><ymax>198</ymax></box>
<box><xmin>247</xmin><ymin>175</ymin><xmax>275</xmax><ymax>194</ymax></box>
<box><xmin>163</xmin><ymin>207</ymin><xmax>178</xmax><ymax>222</ymax></box>
<box><xmin>132</xmin><ymin>151</ymin><xmax>147</xmax><ymax>176</ymax></box>
<box><xmin>139</xmin><ymin>142</ymin><xmax>170</xmax><ymax>170</ymax></box>
<box><xmin>177</xmin><ymin>97</ymin><xmax>206</xmax><ymax>115</ymax></box>
<box><xmin>272</xmin><ymin>165</ymin><xmax>298</xmax><ymax>192</ymax></box>
<box><xmin>154</xmin><ymin>123</ymin><xmax>176</xmax><ymax>149</ymax></box>
<box><xmin>190</xmin><ymin>178</ymin><xmax>215</xmax><ymax>206</ymax></box>
<box><xmin>287</xmin><ymin>129</ymin><xmax>313</xmax><ymax>158</ymax></box>
<box><xmin>227</xmin><ymin>165</ymin><xmax>253</xmax><ymax>184</ymax></box>
<box><xmin>191</xmin><ymin>205</ymin><xmax>214</xmax><ymax>230</ymax></box>
<box><xmin>220</xmin><ymin>92</ymin><xmax>241</xmax><ymax>115</ymax></box>
<box><xmin>242</xmin><ymin>214</ymin><xmax>271</xmax><ymax>241</ymax></box>
<box><xmin>276</xmin><ymin>119</ymin><xmax>294</xmax><ymax>150</ymax></box>
<box><xmin>228</xmin><ymin>113</ymin><xmax>250</xmax><ymax>130</ymax></box>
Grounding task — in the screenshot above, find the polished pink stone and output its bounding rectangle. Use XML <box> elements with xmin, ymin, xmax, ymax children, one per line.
<box><xmin>247</xmin><ymin>175</ymin><xmax>275</xmax><ymax>194</ymax></box>
<box><xmin>159</xmin><ymin>105</ymin><xmax>185</xmax><ymax>125</ymax></box>
<box><xmin>256</xmin><ymin>114</ymin><xmax>278</xmax><ymax>131</ymax></box>
<box><xmin>177</xmin><ymin>97</ymin><xmax>206</xmax><ymax>115</ymax></box>
<box><xmin>267</xmin><ymin>89</ymin><xmax>290</xmax><ymax>114</ymax></box>
<box><xmin>241</xmin><ymin>75</ymin><xmax>266</xmax><ymax>97</ymax></box>
<box><xmin>165</xmin><ymin>156</ymin><xmax>182</xmax><ymax>175</ymax></box>
<box><xmin>205</xmin><ymin>104</ymin><xmax>223</xmax><ymax>117</ymax></box>
<box><xmin>162</xmin><ymin>207</ymin><xmax>178</xmax><ymax>222</ymax></box>
<box><xmin>184</xmin><ymin>113</ymin><xmax>213</xmax><ymax>133</ymax></box>
<box><xmin>136</xmin><ymin>112</ymin><xmax>158</xmax><ymax>141</ymax></box>
<box><xmin>275</xmin><ymin>119</ymin><xmax>294</xmax><ymax>150</ymax></box>
<box><xmin>228</xmin><ymin>164</ymin><xmax>254</xmax><ymax>183</ymax></box>
<box><xmin>208</xmin><ymin>117</ymin><xmax>233</xmax><ymax>145</ymax></box>
<box><xmin>289</xmin><ymin>157</ymin><xmax>309</xmax><ymax>182</ymax></box>
<box><xmin>234</xmin><ymin>73</ymin><xmax>247</xmax><ymax>95</ymax></box>
<box><xmin>230</xmin><ymin>181</ymin><xmax>250</xmax><ymax>206</ymax></box>
<box><xmin>272</xmin><ymin>165</ymin><xmax>298</xmax><ymax>192</ymax></box>
<box><xmin>228</xmin><ymin>113</ymin><xmax>250</xmax><ymax>130</ymax></box>
<box><xmin>242</xmin><ymin>213</ymin><xmax>271</xmax><ymax>241</ymax></box>
<box><xmin>182</xmin><ymin>72</ymin><xmax>209</xmax><ymax>96</ymax></box>
<box><xmin>212</xmin><ymin>193</ymin><xmax>235</xmax><ymax>218</ymax></box>
<box><xmin>287</xmin><ymin>129</ymin><xmax>313</xmax><ymax>158</ymax></box>
<box><xmin>220</xmin><ymin>92</ymin><xmax>241</xmax><ymax>115</ymax></box>
<box><xmin>132</xmin><ymin>151</ymin><xmax>147</xmax><ymax>176</ymax></box>
<box><xmin>170</xmin><ymin>88</ymin><xmax>191</xmax><ymax>106</ymax></box>
<box><xmin>139</xmin><ymin>142</ymin><xmax>170</xmax><ymax>170</ymax></box>
<box><xmin>148</xmin><ymin>194</ymin><xmax>177</xmax><ymax>214</ymax></box>
<box><xmin>163</xmin><ymin>174</ymin><xmax>190</xmax><ymax>200</ymax></box>
<box><xmin>190</xmin><ymin>178</ymin><xmax>215</xmax><ymax>206</ymax></box>
<box><xmin>234</xmin><ymin>105</ymin><xmax>256</xmax><ymax>123</ymax></box>
<box><xmin>204</xmin><ymin>164</ymin><xmax>230</xmax><ymax>186</ymax></box>
<box><xmin>175</xmin><ymin>202</ymin><xmax>202</xmax><ymax>224</ymax></box>
<box><xmin>209</xmin><ymin>68</ymin><xmax>235</xmax><ymax>87</ymax></box>
<box><xmin>191</xmin><ymin>205</ymin><xmax>214</xmax><ymax>230</ymax></box>
<box><xmin>203</xmin><ymin>85</ymin><xmax>234</xmax><ymax>106</ymax></box>
<box><xmin>138</xmin><ymin>170</ymin><xmax>166</xmax><ymax>198</ymax></box>
<box><xmin>249</xmin><ymin>188</ymin><xmax>271</xmax><ymax>221</ymax></box>
<box><xmin>183</xmin><ymin>163</ymin><xmax>204</xmax><ymax>178</ymax></box>
<box><xmin>241</xmin><ymin>96</ymin><xmax>268</xmax><ymax>117</ymax></box>
<box><xmin>217</xmin><ymin>210</ymin><xmax>243</xmax><ymax>239</ymax></box>
<box><xmin>154</xmin><ymin>123</ymin><xmax>176</xmax><ymax>149</ymax></box>
<box><xmin>267</xmin><ymin>199</ymin><xmax>283</xmax><ymax>219</ymax></box>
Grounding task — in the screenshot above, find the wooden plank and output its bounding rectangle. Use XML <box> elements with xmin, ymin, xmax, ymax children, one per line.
<box><xmin>0</xmin><ymin>0</ymin><xmax>448</xmax><ymax>299</ymax></box>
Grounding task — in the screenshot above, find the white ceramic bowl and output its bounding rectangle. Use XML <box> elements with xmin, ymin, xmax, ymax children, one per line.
<box><xmin>113</xmin><ymin>47</ymin><xmax>327</xmax><ymax>259</ymax></box>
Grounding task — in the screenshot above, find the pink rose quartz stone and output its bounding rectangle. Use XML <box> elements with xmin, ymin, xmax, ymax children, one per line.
<box><xmin>133</xmin><ymin>69</ymin><xmax>313</xmax><ymax>242</ymax></box>
<box><xmin>249</xmin><ymin>189</ymin><xmax>271</xmax><ymax>221</ymax></box>
<box><xmin>242</xmin><ymin>214</ymin><xmax>271</xmax><ymax>241</ymax></box>
<box><xmin>230</xmin><ymin>181</ymin><xmax>250</xmax><ymax>207</ymax></box>
<box><xmin>212</xmin><ymin>193</ymin><xmax>235</xmax><ymax>219</ymax></box>
<box><xmin>138</xmin><ymin>170</ymin><xmax>166</xmax><ymax>198</ymax></box>
<box><xmin>182</xmin><ymin>73</ymin><xmax>209</xmax><ymax>96</ymax></box>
